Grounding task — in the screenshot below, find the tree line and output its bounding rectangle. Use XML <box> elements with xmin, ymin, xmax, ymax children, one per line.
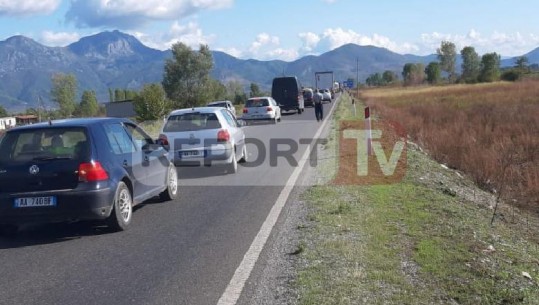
<box><xmin>364</xmin><ymin>41</ymin><xmax>533</xmax><ymax>87</ymax></box>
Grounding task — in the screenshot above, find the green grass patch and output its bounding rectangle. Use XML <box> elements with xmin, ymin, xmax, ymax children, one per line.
<box><xmin>296</xmin><ymin>93</ymin><xmax>539</xmax><ymax>305</ymax></box>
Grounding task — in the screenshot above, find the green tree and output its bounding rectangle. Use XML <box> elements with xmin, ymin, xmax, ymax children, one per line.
<box><xmin>425</xmin><ymin>62</ymin><xmax>441</xmax><ymax>84</ymax></box>
<box><xmin>382</xmin><ymin>70</ymin><xmax>398</xmax><ymax>84</ymax></box>
<box><xmin>0</xmin><ymin>105</ymin><xmax>8</xmax><ymax>117</ymax></box>
<box><xmin>460</xmin><ymin>46</ymin><xmax>480</xmax><ymax>83</ymax></box>
<box><xmin>402</xmin><ymin>63</ymin><xmax>425</xmax><ymax>86</ymax></box>
<box><xmin>249</xmin><ymin>83</ymin><xmax>262</xmax><ymax>97</ymax></box>
<box><xmin>514</xmin><ymin>56</ymin><xmax>529</xmax><ymax>73</ymax></box>
<box><xmin>125</xmin><ymin>89</ymin><xmax>138</xmax><ymax>100</ymax></box>
<box><xmin>479</xmin><ymin>53</ymin><xmax>501</xmax><ymax>82</ymax></box>
<box><xmin>114</xmin><ymin>89</ymin><xmax>125</xmax><ymax>102</ymax></box>
<box><xmin>224</xmin><ymin>81</ymin><xmax>247</xmax><ymax>104</ymax></box>
<box><xmin>437</xmin><ymin>41</ymin><xmax>457</xmax><ymax>82</ymax></box>
<box><xmin>77</xmin><ymin>90</ymin><xmax>99</xmax><ymax>117</ymax></box>
<box><xmin>50</xmin><ymin>73</ymin><xmax>77</xmax><ymax>118</ymax></box>
<box><xmin>366</xmin><ymin>73</ymin><xmax>385</xmax><ymax>86</ymax></box>
<box><xmin>162</xmin><ymin>42</ymin><xmax>214</xmax><ymax>108</ymax></box>
<box><xmin>108</xmin><ymin>88</ymin><xmax>114</xmax><ymax>103</ymax></box>
<box><xmin>133</xmin><ymin>83</ymin><xmax>170</xmax><ymax>121</ymax></box>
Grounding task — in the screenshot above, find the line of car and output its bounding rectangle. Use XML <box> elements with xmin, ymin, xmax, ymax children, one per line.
<box><xmin>0</xmin><ymin>76</ymin><xmax>328</xmax><ymax>236</ymax></box>
<box><xmin>0</xmin><ymin>96</ymin><xmax>283</xmax><ymax>235</ymax></box>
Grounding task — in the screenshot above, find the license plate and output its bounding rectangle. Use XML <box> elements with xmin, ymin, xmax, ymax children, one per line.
<box><xmin>179</xmin><ymin>150</ymin><xmax>200</xmax><ymax>158</ymax></box>
<box><xmin>14</xmin><ymin>196</ymin><xmax>57</xmax><ymax>208</ymax></box>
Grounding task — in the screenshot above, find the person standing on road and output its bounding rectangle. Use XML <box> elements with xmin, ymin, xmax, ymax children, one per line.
<box><xmin>314</xmin><ymin>89</ymin><xmax>324</xmax><ymax>122</ymax></box>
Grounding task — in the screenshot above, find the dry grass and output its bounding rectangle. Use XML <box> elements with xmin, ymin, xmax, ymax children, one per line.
<box><xmin>358</xmin><ymin>81</ymin><xmax>539</xmax><ymax>211</ymax></box>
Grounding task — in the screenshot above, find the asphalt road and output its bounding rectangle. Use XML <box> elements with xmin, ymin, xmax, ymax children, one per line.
<box><xmin>0</xmin><ymin>100</ymin><xmax>337</xmax><ymax>305</ymax></box>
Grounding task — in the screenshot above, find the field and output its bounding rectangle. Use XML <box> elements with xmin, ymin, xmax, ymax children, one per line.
<box><xmin>295</xmin><ymin>92</ymin><xmax>539</xmax><ymax>305</ymax></box>
<box><xmin>359</xmin><ymin>81</ymin><xmax>539</xmax><ymax>211</ymax></box>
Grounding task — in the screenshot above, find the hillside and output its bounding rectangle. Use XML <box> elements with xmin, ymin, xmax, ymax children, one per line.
<box><xmin>0</xmin><ymin>30</ymin><xmax>537</xmax><ymax>112</ymax></box>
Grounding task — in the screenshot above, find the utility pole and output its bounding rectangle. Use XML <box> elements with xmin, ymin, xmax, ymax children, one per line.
<box><xmin>356</xmin><ymin>58</ymin><xmax>360</xmax><ymax>99</ymax></box>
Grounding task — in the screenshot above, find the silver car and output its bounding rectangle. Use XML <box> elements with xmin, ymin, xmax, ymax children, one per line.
<box><xmin>159</xmin><ymin>107</ymin><xmax>247</xmax><ymax>174</ymax></box>
<box><xmin>242</xmin><ymin>96</ymin><xmax>281</xmax><ymax>124</ymax></box>
<box><xmin>207</xmin><ymin>100</ymin><xmax>237</xmax><ymax>117</ymax></box>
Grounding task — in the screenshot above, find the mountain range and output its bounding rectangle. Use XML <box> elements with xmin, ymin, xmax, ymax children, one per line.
<box><xmin>1</xmin><ymin>30</ymin><xmax>538</xmax><ymax>112</ymax></box>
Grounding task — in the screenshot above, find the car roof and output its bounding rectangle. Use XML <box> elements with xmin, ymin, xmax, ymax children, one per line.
<box><xmin>207</xmin><ymin>100</ymin><xmax>231</xmax><ymax>105</ymax></box>
<box><xmin>247</xmin><ymin>96</ymin><xmax>272</xmax><ymax>100</ymax></box>
<box><xmin>168</xmin><ymin>107</ymin><xmax>224</xmax><ymax>116</ymax></box>
<box><xmin>7</xmin><ymin>117</ymin><xmax>132</xmax><ymax>131</ymax></box>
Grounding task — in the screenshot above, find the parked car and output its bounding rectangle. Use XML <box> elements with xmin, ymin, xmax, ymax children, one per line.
<box><xmin>303</xmin><ymin>88</ymin><xmax>314</xmax><ymax>107</ymax></box>
<box><xmin>0</xmin><ymin>118</ymin><xmax>178</xmax><ymax>234</ymax></box>
<box><xmin>207</xmin><ymin>100</ymin><xmax>236</xmax><ymax>117</ymax></box>
<box><xmin>242</xmin><ymin>96</ymin><xmax>282</xmax><ymax>124</ymax></box>
<box><xmin>320</xmin><ymin>89</ymin><xmax>332</xmax><ymax>103</ymax></box>
<box><xmin>159</xmin><ymin>107</ymin><xmax>246</xmax><ymax>173</ymax></box>
<box><xmin>271</xmin><ymin>76</ymin><xmax>304</xmax><ymax>114</ymax></box>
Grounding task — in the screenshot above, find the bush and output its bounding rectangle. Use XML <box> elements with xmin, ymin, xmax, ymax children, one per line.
<box><xmin>501</xmin><ymin>70</ymin><xmax>520</xmax><ymax>82</ymax></box>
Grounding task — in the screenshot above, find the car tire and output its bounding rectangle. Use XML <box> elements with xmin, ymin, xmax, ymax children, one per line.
<box><xmin>226</xmin><ymin>150</ymin><xmax>238</xmax><ymax>174</ymax></box>
<box><xmin>159</xmin><ymin>165</ymin><xmax>178</xmax><ymax>201</ymax></box>
<box><xmin>239</xmin><ymin>145</ymin><xmax>248</xmax><ymax>163</ymax></box>
<box><xmin>107</xmin><ymin>181</ymin><xmax>132</xmax><ymax>231</ymax></box>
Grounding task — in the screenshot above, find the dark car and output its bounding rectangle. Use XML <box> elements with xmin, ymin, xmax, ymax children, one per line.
<box><xmin>0</xmin><ymin>118</ymin><xmax>178</xmax><ymax>234</ymax></box>
<box><xmin>271</xmin><ymin>76</ymin><xmax>304</xmax><ymax>114</ymax></box>
<box><xmin>303</xmin><ymin>88</ymin><xmax>314</xmax><ymax>107</ymax></box>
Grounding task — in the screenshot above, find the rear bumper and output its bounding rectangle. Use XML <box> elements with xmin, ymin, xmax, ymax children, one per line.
<box><xmin>0</xmin><ymin>184</ymin><xmax>115</xmax><ymax>225</ymax></box>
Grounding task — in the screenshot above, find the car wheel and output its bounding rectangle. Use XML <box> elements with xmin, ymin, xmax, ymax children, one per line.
<box><xmin>226</xmin><ymin>150</ymin><xmax>238</xmax><ymax>174</ymax></box>
<box><xmin>239</xmin><ymin>144</ymin><xmax>248</xmax><ymax>163</ymax></box>
<box><xmin>107</xmin><ymin>181</ymin><xmax>132</xmax><ymax>231</ymax></box>
<box><xmin>159</xmin><ymin>165</ymin><xmax>178</xmax><ymax>201</ymax></box>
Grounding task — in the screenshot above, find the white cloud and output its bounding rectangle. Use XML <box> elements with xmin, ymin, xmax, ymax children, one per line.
<box><xmin>0</xmin><ymin>0</ymin><xmax>61</xmax><ymax>16</ymax></box>
<box><xmin>299</xmin><ymin>32</ymin><xmax>320</xmax><ymax>53</ymax></box>
<box><xmin>249</xmin><ymin>33</ymin><xmax>280</xmax><ymax>53</ymax></box>
<box><xmin>301</xmin><ymin>27</ymin><xmax>420</xmax><ymax>55</ymax></box>
<box><xmin>66</xmin><ymin>0</ymin><xmax>234</xmax><ymax>28</ymax></box>
<box><xmin>40</xmin><ymin>31</ymin><xmax>81</xmax><ymax>47</ymax></box>
<box><xmin>132</xmin><ymin>21</ymin><xmax>215</xmax><ymax>50</ymax></box>
<box><xmin>420</xmin><ymin>29</ymin><xmax>539</xmax><ymax>56</ymax></box>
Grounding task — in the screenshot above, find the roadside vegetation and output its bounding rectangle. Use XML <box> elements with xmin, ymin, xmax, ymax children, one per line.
<box><xmin>361</xmin><ymin>81</ymin><xmax>538</xmax><ymax>212</ymax></box>
<box><xmin>296</xmin><ymin>92</ymin><xmax>539</xmax><ymax>304</ymax></box>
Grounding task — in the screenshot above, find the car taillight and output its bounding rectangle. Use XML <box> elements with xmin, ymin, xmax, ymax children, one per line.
<box><xmin>243</xmin><ymin>108</ymin><xmax>248</xmax><ymax>113</ymax></box>
<box><xmin>158</xmin><ymin>134</ymin><xmax>169</xmax><ymax>146</ymax></box>
<box><xmin>266</xmin><ymin>106</ymin><xmax>273</xmax><ymax>112</ymax></box>
<box><xmin>78</xmin><ymin>161</ymin><xmax>109</xmax><ymax>182</ymax></box>
<box><xmin>217</xmin><ymin>129</ymin><xmax>230</xmax><ymax>142</ymax></box>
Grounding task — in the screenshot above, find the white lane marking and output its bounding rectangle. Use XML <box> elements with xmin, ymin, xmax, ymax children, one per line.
<box><xmin>217</xmin><ymin>100</ymin><xmax>338</xmax><ymax>305</ymax></box>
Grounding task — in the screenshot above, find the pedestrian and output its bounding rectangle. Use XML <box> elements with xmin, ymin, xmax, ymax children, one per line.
<box><xmin>313</xmin><ymin>89</ymin><xmax>324</xmax><ymax>122</ymax></box>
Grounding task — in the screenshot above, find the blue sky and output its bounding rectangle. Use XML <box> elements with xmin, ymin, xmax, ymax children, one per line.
<box><xmin>1</xmin><ymin>0</ymin><xmax>538</xmax><ymax>61</ymax></box>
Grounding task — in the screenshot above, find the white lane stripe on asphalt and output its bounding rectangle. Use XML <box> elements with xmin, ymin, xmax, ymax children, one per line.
<box><xmin>217</xmin><ymin>100</ymin><xmax>338</xmax><ymax>305</ymax></box>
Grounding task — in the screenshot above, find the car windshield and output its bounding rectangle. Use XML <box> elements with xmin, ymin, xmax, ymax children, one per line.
<box><xmin>0</xmin><ymin>127</ymin><xmax>89</xmax><ymax>163</ymax></box>
<box><xmin>245</xmin><ymin>99</ymin><xmax>269</xmax><ymax>107</ymax></box>
<box><xmin>163</xmin><ymin>113</ymin><xmax>222</xmax><ymax>132</ymax></box>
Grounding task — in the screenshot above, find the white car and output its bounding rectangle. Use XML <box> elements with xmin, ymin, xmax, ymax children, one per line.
<box><xmin>159</xmin><ymin>107</ymin><xmax>247</xmax><ymax>173</ymax></box>
<box><xmin>242</xmin><ymin>96</ymin><xmax>281</xmax><ymax>124</ymax></box>
<box><xmin>320</xmin><ymin>89</ymin><xmax>332</xmax><ymax>103</ymax></box>
<box><xmin>207</xmin><ymin>100</ymin><xmax>236</xmax><ymax>117</ymax></box>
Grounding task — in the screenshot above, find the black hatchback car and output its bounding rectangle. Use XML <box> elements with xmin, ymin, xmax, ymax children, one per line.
<box><xmin>0</xmin><ymin>118</ymin><xmax>178</xmax><ymax>234</ymax></box>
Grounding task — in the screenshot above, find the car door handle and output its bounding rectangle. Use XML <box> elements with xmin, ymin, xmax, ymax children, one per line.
<box><xmin>123</xmin><ymin>160</ymin><xmax>128</xmax><ymax>167</ymax></box>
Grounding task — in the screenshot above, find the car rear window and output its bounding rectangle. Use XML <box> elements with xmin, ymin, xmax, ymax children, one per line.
<box><xmin>208</xmin><ymin>102</ymin><xmax>227</xmax><ymax>108</ymax></box>
<box><xmin>0</xmin><ymin>127</ymin><xmax>89</xmax><ymax>163</ymax></box>
<box><xmin>163</xmin><ymin>113</ymin><xmax>222</xmax><ymax>132</ymax></box>
<box><xmin>245</xmin><ymin>99</ymin><xmax>269</xmax><ymax>107</ymax></box>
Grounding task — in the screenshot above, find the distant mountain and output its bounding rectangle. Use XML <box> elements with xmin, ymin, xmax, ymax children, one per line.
<box><xmin>501</xmin><ymin>46</ymin><xmax>539</xmax><ymax>67</ymax></box>
<box><xmin>0</xmin><ymin>30</ymin><xmax>537</xmax><ymax>112</ymax></box>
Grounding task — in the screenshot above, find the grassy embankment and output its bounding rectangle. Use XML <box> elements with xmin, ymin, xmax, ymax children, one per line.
<box><xmin>296</xmin><ymin>83</ymin><xmax>539</xmax><ymax>305</ymax></box>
